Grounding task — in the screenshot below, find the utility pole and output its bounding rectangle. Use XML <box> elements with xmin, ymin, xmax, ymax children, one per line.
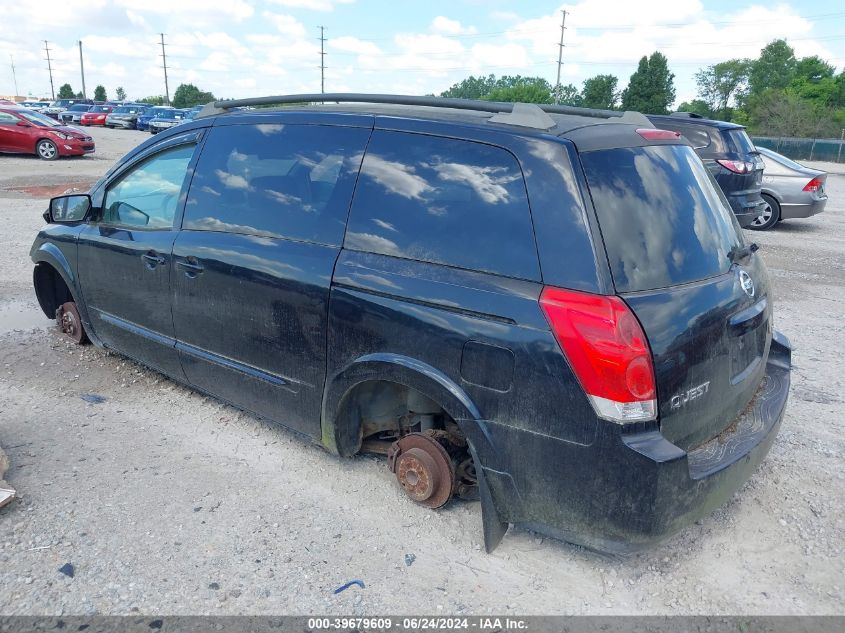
<box><xmin>160</xmin><ymin>33</ymin><xmax>170</xmax><ymax>105</ymax></box>
<box><xmin>78</xmin><ymin>41</ymin><xmax>87</xmax><ymax>99</ymax></box>
<box><xmin>9</xmin><ymin>55</ymin><xmax>18</xmax><ymax>97</ymax></box>
<box><xmin>44</xmin><ymin>40</ymin><xmax>55</xmax><ymax>100</ymax></box>
<box><xmin>554</xmin><ymin>10</ymin><xmax>568</xmax><ymax>105</ymax></box>
<box><xmin>318</xmin><ymin>26</ymin><xmax>327</xmax><ymax>95</ymax></box>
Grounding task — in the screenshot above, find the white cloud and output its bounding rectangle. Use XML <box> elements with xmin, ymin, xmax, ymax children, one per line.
<box><xmin>263</xmin><ymin>12</ymin><xmax>308</xmax><ymax>39</ymax></box>
<box><xmin>431</xmin><ymin>16</ymin><xmax>477</xmax><ymax>36</ymax></box>
<box><xmin>267</xmin><ymin>0</ymin><xmax>355</xmax><ymax>11</ymax></box>
<box><xmin>330</xmin><ymin>36</ymin><xmax>382</xmax><ymax>57</ymax></box>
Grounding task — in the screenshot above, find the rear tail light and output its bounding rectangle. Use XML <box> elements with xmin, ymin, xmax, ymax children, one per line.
<box><xmin>539</xmin><ymin>287</ymin><xmax>657</xmax><ymax>423</ymax></box>
<box><xmin>636</xmin><ymin>128</ymin><xmax>681</xmax><ymax>141</ymax></box>
<box><xmin>716</xmin><ymin>159</ymin><xmax>754</xmax><ymax>174</ymax></box>
<box><xmin>803</xmin><ymin>177</ymin><xmax>823</xmax><ymax>192</ymax></box>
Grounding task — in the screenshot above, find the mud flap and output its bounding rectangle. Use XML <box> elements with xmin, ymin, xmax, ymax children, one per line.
<box><xmin>477</xmin><ymin>466</ymin><xmax>508</xmax><ymax>552</ymax></box>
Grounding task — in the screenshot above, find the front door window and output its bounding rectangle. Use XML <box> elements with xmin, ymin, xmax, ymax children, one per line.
<box><xmin>102</xmin><ymin>144</ymin><xmax>194</xmax><ymax>229</ymax></box>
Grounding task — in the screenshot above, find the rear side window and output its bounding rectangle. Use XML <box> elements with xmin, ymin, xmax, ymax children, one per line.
<box><xmin>581</xmin><ymin>145</ymin><xmax>742</xmax><ymax>293</ymax></box>
<box><xmin>727</xmin><ymin>129</ymin><xmax>756</xmax><ymax>155</ymax></box>
<box><xmin>674</xmin><ymin>124</ymin><xmax>711</xmax><ymax>149</ymax></box>
<box><xmin>184</xmin><ymin>123</ymin><xmax>370</xmax><ymax>245</ymax></box>
<box><xmin>345</xmin><ymin>131</ymin><xmax>539</xmax><ymax>281</ymax></box>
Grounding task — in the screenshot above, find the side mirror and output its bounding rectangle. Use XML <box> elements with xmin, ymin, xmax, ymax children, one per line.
<box><xmin>46</xmin><ymin>194</ymin><xmax>92</xmax><ymax>224</ymax></box>
<box><xmin>16</xmin><ymin>120</ymin><xmax>31</xmax><ymax>127</ymax></box>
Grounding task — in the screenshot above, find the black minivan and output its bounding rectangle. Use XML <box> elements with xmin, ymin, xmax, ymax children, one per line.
<box><xmin>648</xmin><ymin>113</ymin><xmax>766</xmax><ymax>227</ymax></box>
<box><xmin>31</xmin><ymin>95</ymin><xmax>791</xmax><ymax>553</ymax></box>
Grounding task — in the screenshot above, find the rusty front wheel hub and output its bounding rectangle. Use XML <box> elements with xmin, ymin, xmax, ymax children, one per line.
<box><xmin>388</xmin><ymin>432</ymin><xmax>455</xmax><ymax>509</ymax></box>
<box><xmin>56</xmin><ymin>302</ymin><xmax>88</xmax><ymax>344</ymax></box>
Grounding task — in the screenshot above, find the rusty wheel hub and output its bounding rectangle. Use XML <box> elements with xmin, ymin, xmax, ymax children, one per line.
<box><xmin>388</xmin><ymin>432</ymin><xmax>456</xmax><ymax>508</ymax></box>
<box><xmin>56</xmin><ymin>302</ymin><xmax>87</xmax><ymax>344</ymax></box>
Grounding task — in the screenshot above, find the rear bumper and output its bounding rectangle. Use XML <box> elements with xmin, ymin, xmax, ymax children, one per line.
<box><xmin>471</xmin><ymin>331</ymin><xmax>791</xmax><ymax>553</ymax></box>
<box><xmin>781</xmin><ymin>197</ymin><xmax>828</xmax><ymax>220</ymax></box>
<box><xmin>729</xmin><ymin>194</ymin><xmax>766</xmax><ymax>227</ymax></box>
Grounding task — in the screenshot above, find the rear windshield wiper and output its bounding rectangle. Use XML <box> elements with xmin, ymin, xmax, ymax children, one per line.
<box><xmin>728</xmin><ymin>242</ymin><xmax>759</xmax><ymax>263</ymax></box>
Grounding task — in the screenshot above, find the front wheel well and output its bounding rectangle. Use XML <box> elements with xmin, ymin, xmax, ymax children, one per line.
<box><xmin>33</xmin><ymin>262</ymin><xmax>74</xmax><ymax>318</ymax></box>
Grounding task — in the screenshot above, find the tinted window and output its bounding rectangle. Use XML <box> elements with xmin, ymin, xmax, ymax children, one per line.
<box><xmin>581</xmin><ymin>145</ymin><xmax>742</xmax><ymax>292</ymax></box>
<box><xmin>727</xmin><ymin>129</ymin><xmax>756</xmax><ymax>155</ymax></box>
<box><xmin>674</xmin><ymin>124</ymin><xmax>710</xmax><ymax>149</ymax></box>
<box><xmin>0</xmin><ymin>112</ymin><xmax>18</xmax><ymax>124</ymax></box>
<box><xmin>345</xmin><ymin>131</ymin><xmax>539</xmax><ymax>280</ymax></box>
<box><xmin>102</xmin><ymin>144</ymin><xmax>195</xmax><ymax>229</ymax></box>
<box><xmin>184</xmin><ymin>123</ymin><xmax>370</xmax><ymax>245</ymax></box>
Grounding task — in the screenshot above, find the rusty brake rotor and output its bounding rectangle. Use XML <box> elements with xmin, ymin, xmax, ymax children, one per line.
<box><xmin>388</xmin><ymin>432</ymin><xmax>456</xmax><ymax>509</ymax></box>
<box><xmin>56</xmin><ymin>302</ymin><xmax>88</xmax><ymax>344</ymax></box>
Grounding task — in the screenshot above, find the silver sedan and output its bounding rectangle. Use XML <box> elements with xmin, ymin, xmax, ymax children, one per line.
<box><xmin>750</xmin><ymin>146</ymin><xmax>828</xmax><ymax>230</ymax></box>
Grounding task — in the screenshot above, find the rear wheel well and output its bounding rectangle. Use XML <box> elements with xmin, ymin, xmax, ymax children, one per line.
<box><xmin>336</xmin><ymin>380</ymin><xmax>479</xmax><ymax>501</ymax></box>
<box><xmin>33</xmin><ymin>262</ymin><xmax>74</xmax><ymax>318</ymax></box>
<box><xmin>337</xmin><ymin>380</ymin><xmax>459</xmax><ymax>454</ymax></box>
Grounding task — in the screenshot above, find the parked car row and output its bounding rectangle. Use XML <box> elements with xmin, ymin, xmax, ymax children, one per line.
<box><xmin>650</xmin><ymin>112</ymin><xmax>828</xmax><ymax>230</ymax></box>
<box><xmin>14</xmin><ymin>100</ymin><xmax>202</xmax><ymax>133</ymax></box>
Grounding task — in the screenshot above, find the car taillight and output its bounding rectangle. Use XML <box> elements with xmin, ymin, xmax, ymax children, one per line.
<box><xmin>716</xmin><ymin>159</ymin><xmax>754</xmax><ymax>174</ymax></box>
<box><xmin>636</xmin><ymin>128</ymin><xmax>681</xmax><ymax>141</ymax></box>
<box><xmin>539</xmin><ymin>287</ymin><xmax>657</xmax><ymax>423</ymax></box>
<box><xmin>803</xmin><ymin>177</ymin><xmax>823</xmax><ymax>192</ymax></box>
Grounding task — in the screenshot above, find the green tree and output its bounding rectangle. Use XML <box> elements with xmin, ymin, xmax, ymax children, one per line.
<box><xmin>57</xmin><ymin>84</ymin><xmax>75</xmax><ymax>99</ymax></box>
<box><xmin>748</xmin><ymin>89</ymin><xmax>836</xmax><ymax>137</ymax></box>
<box><xmin>138</xmin><ymin>95</ymin><xmax>166</xmax><ymax>105</ymax></box>
<box><xmin>620</xmin><ymin>52</ymin><xmax>676</xmax><ymax>114</ymax></box>
<box><xmin>581</xmin><ymin>74</ymin><xmax>618</xmax><ymax>109</ymax></box>
<box><xmin>484</xmin><ymin>76</ymin><xmax>554</xmax><ymax>103</ymax></box>
<box><xmin>794</xmin><ymin>56</ymin><xmax>835</xmax><ymax>83</ymax></box>
<box><xmin>115</xmin><ymin>86</ymin><xmax>127</xmax><ymax>101</ymax></box>
<box><xmin>172</xmin><ymin>83</ymin><xmax>216</xmax><ymax>108</ymax></box>
<box><xmin>676</xmin><ymin>99</ymin><xmax>712</xmax><ymax>117</ymax></box>
<box><xmin>695</xmin><ymin>59</ymin><xmax>749</xmax><ymax>119</ymax></box>
<box><xmin>749</xmin><ymin>39</ymin><xmax>797</xmax><ymax>96</ymax></box>
<box><xmin>93</xmin><ymin>85</ymin><xmax>107</xmax><ymax>102</ymax></box>
<box><xmin>556</xmin><ymin>83</ymin><xmax>583</xmax><ymax>106</ymax></box>
<box><xmin>440</xmin><ymin>74</ymin><xmax>498</xmax><ymax>99</ymax></box>
<box><xmin>486</xmin><ymin>82</ymin><xmax>554</xmax><ymax>104</ymax></box>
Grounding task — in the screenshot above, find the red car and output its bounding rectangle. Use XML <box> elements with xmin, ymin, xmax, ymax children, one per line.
<box><xmin>80</xmin><ymin>105</ymin><xmax>113</xmax><ymax>126</ymax></box>
<box><xmin>0</xmin><ymin>106</ymin><xmax>95</xmax><ymax>160</ymax></box>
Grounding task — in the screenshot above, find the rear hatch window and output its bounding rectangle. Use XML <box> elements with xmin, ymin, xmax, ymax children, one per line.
<box><xmin>581</xmin><ymin>144</ymin><xmax>742</xmax><ymax>293</ymax></box>
<box><xmin>726</xmin><ymin>128</ymin><xmax>757</xmax><ymax>155</ymax></box>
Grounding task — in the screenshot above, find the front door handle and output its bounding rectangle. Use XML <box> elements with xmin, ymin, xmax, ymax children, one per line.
<box><xmin>141</xmin><ymin>251</ymin><xmax>166</xmax><ymax>269</ymax></box>
<box><xmin>176</xmin><ymin>257</ymin><xmax>204</xmax><ymax>277</ymax></box>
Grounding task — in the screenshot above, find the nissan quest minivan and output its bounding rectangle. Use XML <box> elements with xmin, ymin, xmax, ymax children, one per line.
<box><xmin>31</xmin><ymin>94</ymin><xmax>791</xmax><ymax>552</ymax></box>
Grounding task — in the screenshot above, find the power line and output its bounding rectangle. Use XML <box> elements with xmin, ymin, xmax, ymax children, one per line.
<box><xmin>554</xmin><ymin>10</ymin><xmax>567</xmax><ymax>104</ymax></box>
<box><xmin>160</xmin><ymin>33</ymin><xmax>170</xmax><ymax>105</ymax></box>
<box><xmin>43</xmin><ymin>40</ymin><xmax>54</xmax><ymax>100</ymax></box>
<box><xmin>319</xmin><ymin>26</ymin><xmax>327</xmax><ymax>94</ymax></box>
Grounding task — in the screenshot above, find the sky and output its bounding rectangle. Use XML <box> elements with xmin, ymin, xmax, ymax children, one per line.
<box><xmin>2</xmin><ymin>0</ymin><xmax>844</xmax><ymax>107</ymax></box>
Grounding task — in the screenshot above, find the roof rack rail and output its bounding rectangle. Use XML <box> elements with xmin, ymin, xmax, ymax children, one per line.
<box><xmin>198</xmin><ymin>93</ymin><xmax>629</xmax><ymax>125</ymax></box>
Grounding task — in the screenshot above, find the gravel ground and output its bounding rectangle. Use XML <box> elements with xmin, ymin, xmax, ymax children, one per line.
<box><xmin>0</xmin><ymin>126</ymin><xmax>843</xmax><ymax>615</ymax></box>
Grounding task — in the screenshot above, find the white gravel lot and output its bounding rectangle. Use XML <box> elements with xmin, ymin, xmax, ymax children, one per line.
<box><xmin>0</xmin><ymin>126</ymin><xmax>843</xmax><ymax>615</ymax></box>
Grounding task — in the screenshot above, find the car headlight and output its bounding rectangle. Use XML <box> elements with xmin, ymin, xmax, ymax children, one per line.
<box><xmin>52</xmin><ymin>131</ymin><xmax>72</xmax><ymax>140</ymax></box>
